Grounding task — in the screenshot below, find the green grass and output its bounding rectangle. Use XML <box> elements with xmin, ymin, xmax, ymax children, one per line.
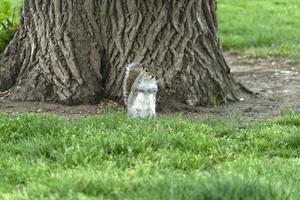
<box><xmin>218</xmin><ymin>0</ymin><xmax>300</xmax><ymax>59</ymax></box>
<box><xmin>0</xmin><ymin>112</ymin><xmax>300</xmax><ymax>199</ymax></box>
<box><xmin>0</xmin><ymin>0</ymin><xmax>22</xmax><ymax>53</ymax></box>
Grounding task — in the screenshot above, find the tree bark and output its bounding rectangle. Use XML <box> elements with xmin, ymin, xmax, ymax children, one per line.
<box><xmin>0</xmin><ymin>0</ymin><xmax>238</xmax><ymax>107</ymax></box>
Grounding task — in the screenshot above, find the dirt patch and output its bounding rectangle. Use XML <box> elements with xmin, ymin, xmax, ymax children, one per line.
<box><xmin>224</xmin><ymin>53</ymin><xmax>300</xmax><ymax>121</ymax></box>
<box><xmin>0</xmin><ymin>53</ymin><xmax>299</xmax><ymax>122</ymax></box>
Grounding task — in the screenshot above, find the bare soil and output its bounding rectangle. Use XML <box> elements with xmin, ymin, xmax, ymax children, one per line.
<box><xmin>0</xmin><ymin>53</ymin><xmax>299</xmax><ymax>122</ymax></box>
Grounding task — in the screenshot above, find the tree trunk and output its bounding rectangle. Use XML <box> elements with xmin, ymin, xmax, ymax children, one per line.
<box><xmin>0</xmin><ymin>0</ymin><xmax>238</xmax><ymax>107</ymax></box>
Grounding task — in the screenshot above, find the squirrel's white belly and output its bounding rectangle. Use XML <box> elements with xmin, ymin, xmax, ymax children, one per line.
<box><xmin>127</xmin><ymin>78</ymin><xmax>157</xmax><ymax>119</ymax></box>
<box><xmin>130</xmin><ymin>92</ymin><xmax>156</xmax><ymax>118</ymax></box>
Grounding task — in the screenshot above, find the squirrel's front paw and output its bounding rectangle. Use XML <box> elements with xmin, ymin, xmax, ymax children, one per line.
<box><xmin>148</xmin><ymin>88</ymin><xmax>157</xmax><ymax>93</ymax></box>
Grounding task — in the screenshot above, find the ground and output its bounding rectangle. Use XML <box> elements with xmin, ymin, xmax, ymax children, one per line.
<box><xmin>0</xmin><ymin>53</ymin><xmax>298</xmax><ymax>122</ymax></box>
<box><xmin>1</xmin><ymin>106</ymin><xmax>299</xmax><ymax>199</ymax></box>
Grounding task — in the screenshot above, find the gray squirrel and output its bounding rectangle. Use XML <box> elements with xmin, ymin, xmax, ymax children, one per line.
<box><xmin>123</xmin><ymin>63</ymin><xmax>158</xmax><ymax>119</ymax></box>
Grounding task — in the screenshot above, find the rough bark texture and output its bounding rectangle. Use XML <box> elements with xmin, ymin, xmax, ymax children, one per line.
<box><xmin>0</xmin><ymin>0</ymin><xmax>238</xmax><ymax>107</ymax></box>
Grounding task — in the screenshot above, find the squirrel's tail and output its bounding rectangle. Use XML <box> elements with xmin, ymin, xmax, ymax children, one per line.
<box><xmin>123</xmin><ymin>63</ymin><xmax>139</xmax><ymax>105</ymax></box>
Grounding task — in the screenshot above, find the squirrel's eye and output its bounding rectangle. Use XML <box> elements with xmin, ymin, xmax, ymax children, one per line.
<box><xmin>145</xmin><ymin>69</ymin><xmax>148</xmax><ymax>72</ymax></box>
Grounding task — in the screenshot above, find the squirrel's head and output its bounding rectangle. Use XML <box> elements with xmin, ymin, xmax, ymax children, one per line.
<box><xmin>142</xmin><ymin>65</ymin><xmax>156</xmax><ymax>80</ymax></box>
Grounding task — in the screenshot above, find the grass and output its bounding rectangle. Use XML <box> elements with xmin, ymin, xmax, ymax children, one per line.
<box><xmin>0</xmin><ymin>0</ymin><xmax>22</xmax><ymax>53</ymax></box>
<box><xmin>218</xmin><ymin>0</ymin><xmax>300</xmax><ymax>59</ymax></box>
<box><xmin>0</xmin><ymin>112</ymin><xmax>300</xmax><ymax>199</ymax></box>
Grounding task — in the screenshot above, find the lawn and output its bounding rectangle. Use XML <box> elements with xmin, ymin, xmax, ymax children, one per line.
<box><xmin>218</xmin><ymin>0</ymin><xmax>300</xmax><ymax>59</ymax></box>
<box><xmin>0</xmin><ymin>112</ymin><xmax>300</xmax><ymax>199</ymax></box>
<box><xmin>0</xmin><ymin>0</ymin><xmax>22</xmax><ymax>52</ymax></box>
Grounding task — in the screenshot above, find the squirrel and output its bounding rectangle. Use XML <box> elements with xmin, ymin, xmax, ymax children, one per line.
<box><xmin>123</xmin><ymin>63</ymin><xmax>158</xmax><ymax>119</ymax></box>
